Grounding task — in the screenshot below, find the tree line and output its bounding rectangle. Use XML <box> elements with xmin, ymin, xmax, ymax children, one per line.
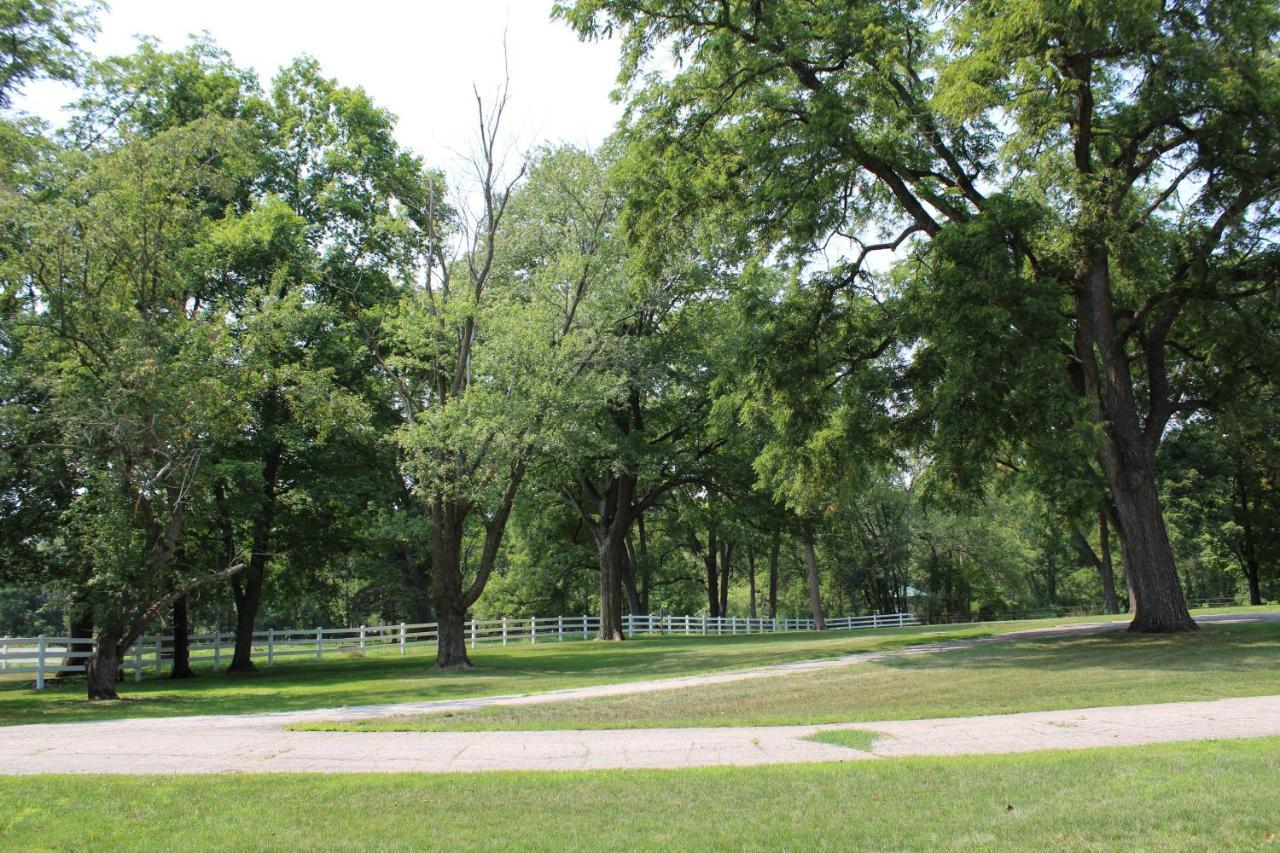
<box><xmin>1</xmin><ymin>0</ymin><xmax>1277</xmax><ymax>700</ymax></box>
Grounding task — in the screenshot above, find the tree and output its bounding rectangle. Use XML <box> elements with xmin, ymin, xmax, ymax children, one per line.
<box><xmin>0</xmin><ymin>0</ymin><xmax>98</xmax><ymax>108</ymax></box>
<box><xmin>1</xmin><ymin>117</ymin><xmax>253</xmax><ymax>698</ymax></box>
<box><xmin>560</xmin><ymin>0</ymin><xmax>1280</xmax><ymax>632</ymax></box>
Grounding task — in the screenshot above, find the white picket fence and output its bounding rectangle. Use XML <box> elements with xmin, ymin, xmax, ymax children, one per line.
<box><xmin>1</xmin><ymin>610</ymin><xmax>918</xmax><ymax>690</ymax></box>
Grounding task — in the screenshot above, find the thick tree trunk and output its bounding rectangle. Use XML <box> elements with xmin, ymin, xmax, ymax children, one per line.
<box><xmin>431</xmin><ymin>505</ymin><xmax>473</xmax><ymax>669</ymax></box>
<box><xmin>802</xmin><ymin>531</ymin><xmax>827</xmax><ymax>630</ymax></box>
<box><xmin>597</xmin><ymin>528</ymin><xmax>627</xmax><ymax>640</ymax></box>
<box><xmin>56</xmin><ymin>605</ymin><xmax>93</xmax><ymax>678</ymax></box>
<box><xmin>227</xmin><ymin>566</ymin><xmax>263</xmax><ymax>674</ymax></box>
<box><xmin>768</xmin><ymin>533</ymin><xmax>779</xmax><ymax>620</ymax></box>
<box><xmin>170</xmin><ymin>595</ymin><xmax>195</xmax><ymax>679</ymax></box>
<box><xmin>1106</xmin><ymin>457</ymin><xmax>1195</xmax><ymax>632</ymax></box>
<box><xmin>86</xmin><ymin>633</ymin><xmax>121</xmax><ymax>700</ymax></box>
<box><xmin>1097</xmin><ymin>510</ymin><xmax>1119</xmax><ymax>614</ymax></box>
<box><xmin>1074</xmin><ymin>256</ymin><xmax>1195</xmax><ymax>633</ymax></box>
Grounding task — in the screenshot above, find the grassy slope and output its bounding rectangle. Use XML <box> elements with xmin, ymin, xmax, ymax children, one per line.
<box><xmin>315</xmin><ymin>621</ymin><xmax>1280</xmax><ymax>731</ymax></box>
<box><xmin>2</xmin><ymin>738</ymin><xmax>1278</xmax><ymax>850</ymax></box>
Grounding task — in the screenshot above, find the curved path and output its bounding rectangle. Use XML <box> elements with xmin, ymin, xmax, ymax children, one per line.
<box><xmin>2</xmin><ymin>613</ymin><xmax>1276</xmax><ymax>775</ymax></box>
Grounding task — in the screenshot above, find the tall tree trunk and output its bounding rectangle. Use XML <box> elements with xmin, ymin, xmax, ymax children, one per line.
<box><xmin>802</xmin><ymin>530</ymin><xmax>827</xmax><ymax>630</ymax></box>
<box><xmin>768</xmin><ymin>533</ymin><xmax>779</xmax><ymax>620</ymax></box>
<box><xmin>1097</xmin><ymin>509</ymin><xmax>1119</xmax><ymax>614</ymax></box>
<box><xmin>431</xmin><ymin>502</ymin><xmax>473</xmax><ymax>669</ymax></box>
<box><xmin>637</xmin><ymin>515</ymin><xmax>651</xmax><ymax>613</ymax></box>
<box><xmin>170</xmin><ymin>595</ymin><xmax>195</xmax><ymax>679</ymax></box>
<box><xmin>621</xmin><ymin>536</ymin><xmax>643</xmax><ymax>615</ymax></box>
<box><xmin>1235</xmin><ymin>456</ymin><xmax>1263</xmax><ymax>606</ymax></box>
<box><xmin>1074</xmin><ymin>258</ymin><xmax>1195</xmax><ymax>633</ymax></box>
<box><xmin>597</xmin><ymin>526</ymin><xmax>627</xmax><ymax>640</ymax></box>
<box><xmin>747</xmin><ymin>547</ymin><xmax>757</xmax><ymax>618</ymax></box>
<box><xmin>703</xmin><ymin>526</ymin><xmax>720</xmax><ymax>618</ymax></box>
<box><xmin>228</xmin><ymin>442</ymin><xmax>281</xmax><ymax>674</ymax></box>
<box><xmin>56</xmin><ymin>604</ymin><xmax>93</xmax><ymax>678</ymax></box>
<box><xmin>718</xmin><ymin>540</ymin><xmax>732</xmax><ymax>618</ymax></box>
<box><xmin>86</xmin><ymin>632</ymin><xmax>121</xmax><ymax>700</ymax></box>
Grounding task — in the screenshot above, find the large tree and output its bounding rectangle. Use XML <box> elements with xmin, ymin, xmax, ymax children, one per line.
<box><xmin>560</xmin><ymin>0</ymin><xmax>1280</xmax><ymax>632</ymax></box>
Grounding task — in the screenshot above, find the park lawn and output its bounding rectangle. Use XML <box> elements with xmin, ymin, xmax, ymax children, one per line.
<box><xmin>0</xmin><ymin>738</ymin><xmax>1277</xmax><ymax>850</ymax></box>
<box><xmin>2</xmin><ymin>605</ymin><xmax>1271</xmax><ymax>727</ymax></box>
<box><xmin>0</xmin><ymin>622</ymin><xmax>1020</xmax><ymax>727</ymax></box>
<box><xmin>312</xmin><ymin>620</ymin><xmax>1280</xmax><ymax>732</ymax></box>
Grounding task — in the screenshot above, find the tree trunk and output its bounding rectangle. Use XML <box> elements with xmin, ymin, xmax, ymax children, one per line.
<box><xmin>802</xmin><ymin>530</ymin><xmax>827</xmax><ymax>630</ymax></box>
<box><xmin>1106</xmin><ymin>459</ymin><xmax>1195</xmax><ymax>631</ymax></box>
<box><xmin>1097</xmin><ymin>509</ymin><xmax>1119</xmax><ymax>614</ymax></box>
<box><xmin>620</xmin><ymin>538</ymin><xmax>643</xmax><ymax>615</ymax></box>
<box><xmin>86</xmin><ymin>632</ymin><xmax>121</xmax><ymax>700</ymax></box>
<box><xmin>1235</xmin><ymin>457</ymin><xmax>1263</xmax><ymax>606</ymax></box>
<box><xmin>718</xmin><ymin>540</ymin><xmax>732</xmax><ymax>618</ymax></box>
<box><xmin>227</xmin><ymin>566</ymin><xmax>263</xmax><ymax>674</ymax></box>
<box><xmin>170</xmin><ymin>595</ymin><xmax>195</xmax><ymax>679</ymax></box>
<box><xmin>704</xmin><ymin>526</ymin><xmax>720</xmax><ymax>618</ymax></box>
<box><xmin>637</xmin><ymin>516</ymin><xmax>651</xmax><ymax>613</ymax></box>
<box><xmin>56</xmin><ymin>605</ymin><xmax>93</xmax><ymax>678</ymax></box>
<box><xmin>768</xmin><ymin>533</ymin><xmax>779</xmax><ymax>620</ymax></box>
<box><xmin>597</xmin><ymin>527</ymin><xmax>627</xmax><ymax>640</ymax></box>
<box><xmin>1074</xmin><ymin>257</ymin><xmax>1195</xmax><ymax>633</ymax></box>
<box><xmin>431</xmin><ymin>504</ymin><xmax>473</xmax><ymax>669</ymax></box>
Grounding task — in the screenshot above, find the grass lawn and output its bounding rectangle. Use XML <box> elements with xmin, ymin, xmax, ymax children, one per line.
<box><xmin>310</xmin><ymin>620</ymin><xmax>1280</xmax><ymax>732</ymax></box>
<box><xmin>1</xmin><ymin>738</ymin><xmax>1277</xmax><ymax>850</ymax></box>
<box><xmin>3</xmin><ymin>605</ymin><xmax>1272</xmax><ymax>727</ymax></box>
<box><xmin>0</xmin><ymin>623</ymin><xmax>1013</xmax><ymax>727</ymax></box>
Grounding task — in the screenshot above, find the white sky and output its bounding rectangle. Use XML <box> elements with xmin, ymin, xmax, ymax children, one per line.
<box><xmin>18</xmin><ymin>0</ymin><xmax>625</xmax><ymax>169</ymax></box>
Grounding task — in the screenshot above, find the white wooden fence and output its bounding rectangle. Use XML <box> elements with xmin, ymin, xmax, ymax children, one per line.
<box><xmin>1</xmin><ymin>610</ymin><xmax>918</xmax><ymax>691</ymax></box>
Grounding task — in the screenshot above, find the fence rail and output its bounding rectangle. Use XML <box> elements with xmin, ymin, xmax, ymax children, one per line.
<box><xmin>1</xmin><ymin>610</ymin><xmax>919</xmax><ymax>690</ymax></box>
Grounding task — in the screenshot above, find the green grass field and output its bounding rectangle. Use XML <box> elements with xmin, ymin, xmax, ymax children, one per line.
<box><xmin>3</xmin><ymin>606</ymin><xmax>1273</xmax><ymax>728</ymax></box>
<box><xmin>0</xmin><ymin>622</ymin><xmax>1007</xmax><ymax>726</ymax></box>
<box><xmin>1</xmin><ymin>738</ymin><xmax>1277</xmax><ymax>850</ymax></box>
<box><xmin>312</xmin><ymin>620</ymin><xmax>1280</xmax><ymax>732</ymax></box>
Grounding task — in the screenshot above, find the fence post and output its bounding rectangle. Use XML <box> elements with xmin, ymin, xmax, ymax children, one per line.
<box><xmin>558</xmin><ymin>615</ymin><xmax>564</xmax><ymax>642</ymax></box>
<box><xmin>213</xmin><ymin>628</ymin><xmax>221</xmax><ymax>670</ymax></box>
<box><xmin>400</xmin><ymin>622</ymin><xmax>407</xmax><ymax>655</ymax></box>
<box><xmin>685</xmin><ymin>615</ymin><xmax>691</xmax><ymax>636</ymax></box>
<box><xmin>133</xmin><ymin>643</ymin><xmax>142</xmax><ymax>682</ymax></box>
<box><xmin>316</xmin><ymin>627</ymin><xmax>323</xmax><ymax>661</ymax></box>
<box><xmin>583</xmin><ymin>614</ymin><xmax>589</xmax><ymax>640</ymax></box>
<box><xmin>897</xmin><ymin>612</ymin><xmax>905</xmax><ymax>627</ymax></box>
<box><xmin>35</xmin><ymin>634</ymin><xmax>46</xmax><ymax>691</ymax></box>
<box><xmin>470</xmin><ymin>619</ymin><xmax>477</xmax><ymax>649</ymax></box>
<box><xmin>502</xmin><ymin>617</ymin><xmax>508</xmax><ymax>646</ymax></box>
<box><xmin>532</xmin><ymin>618</ymin><xmax>538</xmax><ymax>644</ymax></box>
<box><xmin>872</xmin><ymin>613</ymin><xmax>880</xmax><ymax>629</ymax></box>
<box><xmin>266</xmin><ymin>628</ymin><xmax>275</xmax><ymax>666</ymax></box>
<box><xmin>701</xmin><ymin>615</ymin><xmax>707</xmax><ymax>635</ymax></box>
<box><xmin>155</xmin><ymin>634</ymin><xmax>163</xmax><ymax>675</ymax></box>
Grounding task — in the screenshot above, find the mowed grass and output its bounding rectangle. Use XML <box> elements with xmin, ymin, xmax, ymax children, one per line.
<box><xmin>313</xmin><ymin>620</ymin><xmax>1280</xmax><ymax>732</ymax></box>
<box><xmin>0</xmin><ymin>622</ymin><xmax>1021</xmax><ymax>726</ymax></box>
<box><xmin>2</xmin><ymin>605</ymin><xmax>1271</xmax><ymax>727</ymax></box>
<box><xmin>1</xmin><ymin>738</ymin><xmax>1278</xmax><ymax>850</ymax></box>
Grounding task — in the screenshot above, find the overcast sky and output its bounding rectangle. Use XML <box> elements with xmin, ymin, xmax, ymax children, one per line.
<box><xmin>18</xmin><ymin>0</ymin><xmax>625</xmax><ymax>169</ymax></box>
